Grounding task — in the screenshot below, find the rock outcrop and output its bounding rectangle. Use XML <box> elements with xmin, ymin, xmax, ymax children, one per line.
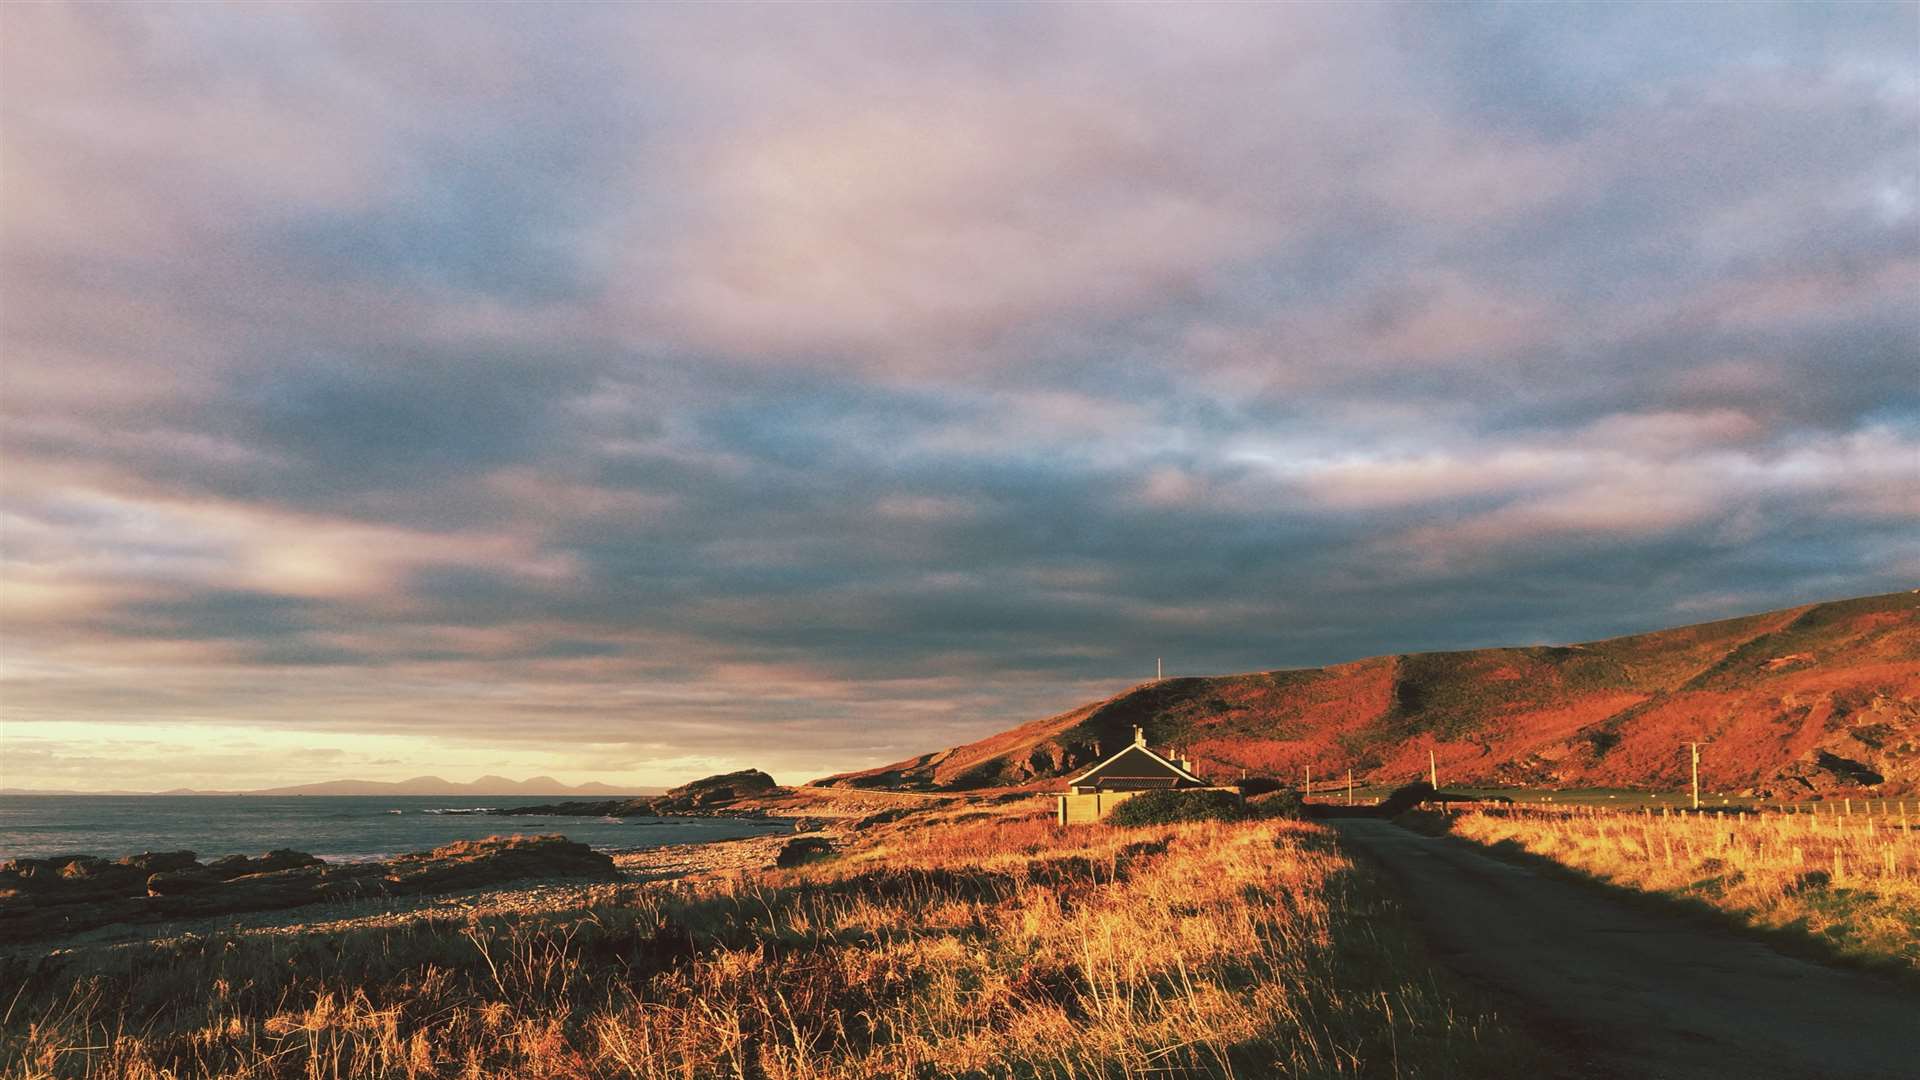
<box><xmin>492</xmin><ymin>798</ymin><xmax>650</xmax><ymax>817</ymax></box>
<box><xmin>496</xmin><ymin>769</ymin><xmax>782</xmax><ymax>818</ymax></box>
<box><xmin>0</xmin><ymin>835</ymin><xmax>616</xmax><ymax>943</ymax></box>
<box><xmin>775</xmin><ymin>836</ymin><xmax>833</xmax><ymax>868</ymax></box>
<box><xmin>663</xmin><ymin>768</ymin><xmax>778</xmax><ymax>806</ymax></box>
<box><xmin>1752</xmin><ymin>693</ymin><xmax>1920</xmax><ymax>797</ymax></box>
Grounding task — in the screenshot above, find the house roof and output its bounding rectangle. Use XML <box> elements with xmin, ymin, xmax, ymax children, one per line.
<box><xmin>1065</xmin><ymin>731</ymin><xmax>1204</xmax><ymax>788</ymax></box>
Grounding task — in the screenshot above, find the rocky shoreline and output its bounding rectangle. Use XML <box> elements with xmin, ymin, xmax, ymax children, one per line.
<box><xmin>0</xmin><ymin>834</ymin><xmax>619</xmax><ymax>944</ymax></box>
<box><xmin>2</xmin><ymin>833</ymin><xmax>852</xmax><ymax>950</ymax></box>
<box><xmin>1</xmin><ymin>770</ymin><xmax>946</xmax><ymax>949</ymax></box>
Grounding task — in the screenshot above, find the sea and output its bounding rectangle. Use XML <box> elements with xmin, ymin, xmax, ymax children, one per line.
<box><xmin>0</xmin><ymin>795</ymin><xmax>790</xmax><ymax>863</ymax></box>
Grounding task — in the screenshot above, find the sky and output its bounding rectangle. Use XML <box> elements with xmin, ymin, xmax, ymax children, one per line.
<box><xmin>2</xmin><ymin>3</ymin><xmax>1917</xmax><ymax>793</ymax></box>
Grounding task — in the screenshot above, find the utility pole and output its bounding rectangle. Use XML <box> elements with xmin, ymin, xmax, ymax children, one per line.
<box><xmin>1304</xmin><ymin>763</ymin><xmax>1312</xmax><ymax>800</ymax></box>
<box><xmin>1347</xmin><ymin>768</ymin><xmax>1354</xmax><ymax>806</ymax></box>
<box><xmin>1429</xmin><ymin>749</ymin><xmax>1438</xmax><ymax>790</ymax></box>
<box><xmin>1689</xmin><ymin>742</ymin><xmax>1701</xmax><ymax>810</ymax></box>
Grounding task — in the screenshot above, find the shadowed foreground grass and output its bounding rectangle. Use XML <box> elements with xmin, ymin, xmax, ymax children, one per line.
<box><xmin>3</xmin><ymin>815</ymin><xmax>1547</xmax><ymax>1079</ymax></box>
<box><xmin>1433</xmin><ymin>806</ymin><xmax>1920</xmax><ymax>973</ymax></box>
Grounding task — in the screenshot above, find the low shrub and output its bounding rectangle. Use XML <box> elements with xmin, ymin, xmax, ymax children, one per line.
<box><xmin>1378</xmin><ymin>781</ymin><xmax>1438</xmax><ymax>817</ymax></box>
<box><xmin>1247</xmin><ymin>787</ymin><xmax>1305</xmax><ymax>818</ymax></box>
<box><xmin>1108</xmin><ymin>788</ymin><xmax>1247</xmax><ymax>826</ymax></box>
<box><xmin>1235</xmin><ymin>776</ymin><xmax>1285</xmax><ymax>796</ymax></box>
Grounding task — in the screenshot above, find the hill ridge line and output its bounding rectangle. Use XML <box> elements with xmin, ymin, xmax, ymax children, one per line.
<box><xmin>818</xmin><ymin>591</ymin><xmax>1918</xmax><ymax>797</ymax></box>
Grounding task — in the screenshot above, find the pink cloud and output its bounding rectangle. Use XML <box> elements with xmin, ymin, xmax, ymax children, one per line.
<box><xmin>1370</xmin><ymin>427</ymin><xmax>1920</xmax><ymax>573</ymax></box>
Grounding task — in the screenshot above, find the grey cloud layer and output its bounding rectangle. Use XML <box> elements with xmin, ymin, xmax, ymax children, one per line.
<box><xmin>2</xmin><ymin>3</ymin><xmax>1915</xmax><ymax>782</ymax></box>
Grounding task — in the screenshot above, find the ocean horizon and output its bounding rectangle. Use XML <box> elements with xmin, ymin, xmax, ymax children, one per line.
<box><xmin>0</xmin><ymin>794</ymin><xmax>788</xmax><ymax>863</ymax></box>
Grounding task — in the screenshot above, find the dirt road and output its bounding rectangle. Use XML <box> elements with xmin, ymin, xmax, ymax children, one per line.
<box><xmin>1332</xmin><ymin>818</ymin><xmax>1920</xmax><ymax>1080</ymax></box>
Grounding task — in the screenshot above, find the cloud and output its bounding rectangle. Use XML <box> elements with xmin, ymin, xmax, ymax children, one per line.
<box><xmin>2</xmin><ymin>3</ymin><xmax>1915</xmax><ymax>789</ymax></box>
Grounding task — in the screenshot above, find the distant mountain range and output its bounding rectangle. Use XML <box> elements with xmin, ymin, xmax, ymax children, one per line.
<box><xmin>818</xmin><ymin>590</ymin><xmax>1920</xmax><ymax>797</ymax></box>
<box><xmin>1</xmin><ymin>776</ymin><xmax>665</xmax><ymax>797</ymax></box>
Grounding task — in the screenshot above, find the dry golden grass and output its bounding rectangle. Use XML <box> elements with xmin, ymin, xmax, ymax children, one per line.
<box><xmin>1438</xmin><ymin>805</ymin><xmax>1920</xmax><ymax>971</ymax></box>
<box><xmin>2</xmin><ymin>813</ymin><xmax>1542</xmax><ymax>1079</ymax></box>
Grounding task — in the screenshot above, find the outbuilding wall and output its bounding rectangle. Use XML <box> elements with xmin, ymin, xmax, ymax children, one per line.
<box><xmin>1055</xmin><ymin>789</ymin><xmax>1148</xmax><ymax>824</ymax></box>
<box><xmin>1056</xmin><ymin>786</ymin><xmax>1244</xmax><ymax>825</ymax></box>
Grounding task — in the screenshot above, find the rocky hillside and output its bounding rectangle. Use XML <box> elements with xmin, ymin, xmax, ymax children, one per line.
<box><xmin>816</xmin><ymin>591</ymin><xmax>1920</xmax><ymax>797</ymax></box>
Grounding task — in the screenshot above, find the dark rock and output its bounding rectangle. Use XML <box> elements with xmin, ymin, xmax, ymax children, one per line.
<box><xmin>776</xmin><ymin>836</ymin><xmax>833</xmax><ymax>868</ymax></box>
<box><xmin>60</xmin><ymin>857</ymin><xmax>136</xmax><ymax>883</ymax></box>
<box><xmin>668</xmin><ymin>764</ymin><xmax>771</xmax><ymax>799</ymax></box>
<box><xmin>144</xmin><ymin>850</ymin><xmax>328</xmax><ymax>899</ymax></box>
<box><xmin>593</xmin><ymin>770</ymin><xmax>783</xmax><ymax>816</ymax></box>
<box><xmin>206</xmin><ymin>850</ymin><xmax>324</xmax><ymax>879</ymax></box>
<box><xmin>493</xmin><ymin>798</ymin><xmax>656</xmax><ymax>817</ymax></box>
<box><xmin>1</xmin><ymin>856</ymin><xmax>149</xmax><ymax>905</ymax></box>
<box><xmin>116</xmin><ymin>851</ymin><xmax>200</xmax><ymax>874</ymax></box>
<box><xmin>0</xmin><ymin>848</ymin><xmax>338</xmax><ymax>915</ymax></box>
<box><xmin>386</xmin><ymin>834</ymin><xmax>617</xmax><ymax>893</ymax></box>
<box><xmin>207</xmin><ymin>863</ymin><xmax>385</xmax><ymax>910</ymax></box>
<box><xmin>5</xmin><ymin>896</ymin><xmax>153</xmax><ymax>940</ymax></box>
<box><xmin>0</xmin><ymin>835</ymin><xmax>616</xmax><ymax>944</ymax></box>
<box><xmin>146</xmin><ymin>869</ymin><xmax>220</xmax><ymax>896</ymax></box>
<box><xmin>495</xmin><ymin>769</ymin><xmax>783</xmax><ymax>818</ymax></box>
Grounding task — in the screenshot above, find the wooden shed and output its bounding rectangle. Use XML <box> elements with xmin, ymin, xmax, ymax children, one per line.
<box><xmin>1055</xmin><ymin>727</ymin><xmax>1213</xmax><ymax>824</ymax></box>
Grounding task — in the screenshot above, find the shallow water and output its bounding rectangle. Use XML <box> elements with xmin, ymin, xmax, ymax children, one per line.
<box><xmin>0</xmin><ymin>795</ymin><xmax>786</xmax><ymax>862</ymax></box>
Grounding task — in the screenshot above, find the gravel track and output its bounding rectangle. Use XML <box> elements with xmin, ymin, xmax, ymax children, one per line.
<box><xmin>1332</xmin><ymin>817</ymin><xmax>1920</xmax><ymax>1080</ymax></box>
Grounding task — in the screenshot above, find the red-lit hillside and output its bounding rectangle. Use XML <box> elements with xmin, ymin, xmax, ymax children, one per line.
<box><xmin>816</xmin><ymin>591</ymin><xmax>1920</xmax><ymax>797</ymax></box>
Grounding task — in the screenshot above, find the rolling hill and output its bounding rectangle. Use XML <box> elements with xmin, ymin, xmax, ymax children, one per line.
<box><xmin>817</xmin><ymin>591</ymin><xmax>1920</xmax><ymax>797</ymax></box>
